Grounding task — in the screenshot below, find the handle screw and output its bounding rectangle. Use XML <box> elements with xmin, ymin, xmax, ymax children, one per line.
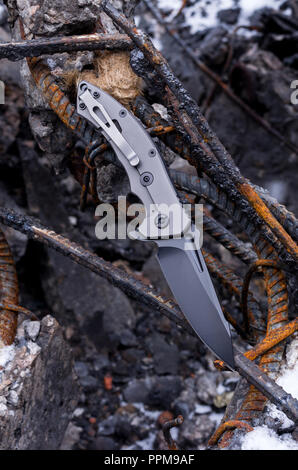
<box><xmin>140</xmin><ymin>172</ymin><xmax>154</xmax><ymax>186</ymax></box>
<box><xmin>149</xmin><ymin>149</ymin><xmax>156</xmax><ymax>157</ymax></box>
<box><xmin>155</xmin><ymin>214</ymin><xmax>169</xmax><ymax>229</ymax></box>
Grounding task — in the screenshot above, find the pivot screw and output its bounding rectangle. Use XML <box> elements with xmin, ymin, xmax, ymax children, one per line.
<box><xmin>140</xmin><ymin>172</ymin><xmax>154</xmax><ymax>186</ymax></box>
<box><xmin>119</xmin><ymin>109</ymin><xmax>127</xmax><ymax>118</ymax></box>
<box><xmin>93</xmin><ymin>91</ymin><xmax>100</xmax><ymax>99</ymax></box>
<box><xmin>149</xmin><ymin>148</ymin><xmax>156</xmax><ymax>157</ymax></box>
<box><xmin>79</xmin><ymin>102</ymin><xmax>86</xmax><ymax>110</ymax></box>
<box><xmin>155</xmin><ymin>214</ymin><xmax>169</xmax><ymax>229</ymax></box>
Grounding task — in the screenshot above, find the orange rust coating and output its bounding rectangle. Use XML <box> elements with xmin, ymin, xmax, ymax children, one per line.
<box><xmin>27</xmin><ymin>58</ymin><xmax>79</xmax><ymax>132</ymax></box>
<box><xmin>149</xmin><ymin>125</ymin><xmax>175</xmax><ymax>136</ymax></box>
<box><xmin>241</xmin><ymin>259</ymin><xmax>282</xmax><ymax>333</ymax></box>
<box><xmin>0</xmin><ymin>228</ymin><xmax>19</xmax><ymax>346</ymax></box>
<box><xmin>214</xmin><ymin>319</ymin><xmax>297</xmax><ymax>369</ymax></box>
<box><xmin>208</xmin><ymin>420</ymin><xmax>253</xmax><ymax>447</ymax></box>
<box><xmin>219</xmin><ymin>239</ymin><xmax>289</xmax><ymax>448</ymax></box>
<box><xmin>0</xmin><ymin>303</ymin><xmax>37</xmax><ymax>320</ymax></box>
<box><xmin>203</xmin><ymin>250</ymin><xmax>258</xmax><ymax>333</ymax></box>
<box><xmin>247</xmin><ymin>319</ymin><xmax>297</xmax><ymax>362</ymax></box>
<box><xmin>240</xmin><ymin>183</ymin><xmax>298</xmax><ymax>263</ymax></box>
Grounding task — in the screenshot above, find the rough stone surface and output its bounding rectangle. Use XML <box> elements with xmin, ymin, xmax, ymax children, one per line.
<box><xmin>0</xmin><ymin>315</ymin><xmax>79</xmax><ymax>450</ymax></box>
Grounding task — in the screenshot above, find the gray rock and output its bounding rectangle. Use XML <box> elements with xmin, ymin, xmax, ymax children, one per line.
<box><xmin>146</xmin><ymin>333</ymin><xmax>180</xmax><ymax>375</ymax></box>
<box><xmin>147</xmin><ymin>376</ymin><xmax>182</xmax><ymax>409</ymax></box>
<box><xmin>98</xmin><ymin>415</ymin><xmax>117</xmax><ymax>436</ymax></box>
<box><xmin>93</xmin><ymin>354</ymin><xmax>110</xmax><ymax>372</ymax></box>
<box><xmin>14</xmin><ymin>0</ymin><xmax>101</xmax><ymax>37</ymax></box>
<box><xmin>119</xmin><ymin>329</ymin><xmax>138</xmax><ymax>348</ymax></box>
<box><xmin>0</xmin><ymin>4</ymin><xmax>8</xmax><ymax>25</ymax></box>
<box><xmin>0</xmin><ymin>315</ymin><xmax>79</xmax><ymax>450</ymax></box>
<box><xmin>123</xmin><ymin>378</ymin><xmax>151</xmax><ymax>404</ymax></box>
<box><xmin>79</xmin><ymin>375</ymin><xmax>98</xmax><ymax>392</ymax></box>
<box><xmin>60</xmin><ymin>422</ymin><xmax>83</xmax><ymax>450</ymax></box>
<box><xmin>196</xmin><ymin>372</ymin><xmax>218</xmax><ymax>405</ymax></box>
<box><xmin>24</xmin><ymin>321</ymin><xmax>41</xmax><ymax>342</ymax></box>
<box><xmin>74</xmin><ymin>361</ymin><xmax>89</xmax><ymax>378</ymax></box>
<box><xmin>179</xmin><ymin>415</ymin><xmax>216</xmax><ymax>447</ymax></box>
<box><xmin>92</xmin><ymin>436</ymin><xmax>119</xmax><ymax>450</ymax></box>
<box><xmin>217</xmin><ymin>8</ymin><xmax>240</xmax><ymax>25</ymax></box>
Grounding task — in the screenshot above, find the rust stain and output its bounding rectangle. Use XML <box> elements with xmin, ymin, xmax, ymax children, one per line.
<box><xmin>208</xmin><ymin>420</ymin><xmax>253</xmax><ymax>447</ymax></box>
<box><xmin>0</xmin><ymin>228</ymin><xmax>19</xmax><ymax>346</ymax></box>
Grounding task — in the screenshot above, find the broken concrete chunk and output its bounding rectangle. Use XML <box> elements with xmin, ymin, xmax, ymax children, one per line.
<box><xmin>0</xmin><ymin>315</ymin><xmax>80</xmax><ymax>450</ymax></box>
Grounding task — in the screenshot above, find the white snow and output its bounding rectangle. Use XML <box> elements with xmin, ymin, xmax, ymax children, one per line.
<box><xmin>194</xmin><ymin>404</ymin><xmax>212</xmax><ymax>415</ymax></box>
<box><xmin>241</xmin><ymin>426</ymin><xmax>298</xmax><ymax>450</ymax></box>
<box><xmin>240</xmin><ymin>337</ymin><xmax>298</xmax><ymax>450</ymax></box>
<box><xmin>266</xmin><ymin>337</ymin><xmax>298</xmax><ymax>429</ymax></box>
<box><xmin>0</xmin><ymin>345</ymin><xmax>15</xmax><ymax>369</ymax></box>
<box><xmin>157</xmin><ymin>0</ymin><xmax>286</xmax><ymax>34</ymax></box>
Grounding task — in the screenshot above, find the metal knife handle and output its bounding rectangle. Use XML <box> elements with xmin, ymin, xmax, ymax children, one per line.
<box><xmin>77</xmin><ymin>81</ymin><xmax>192</xmax><ymax>240</ymax></box>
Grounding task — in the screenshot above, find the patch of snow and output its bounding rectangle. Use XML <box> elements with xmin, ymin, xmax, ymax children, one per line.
<box><xmin>132</xmin><ymin>402</ymin><xmax>161</xmax><ymax>420</ymax></box>
<box><xmin>125</xmin><ymin>431</ymin><xmax>156</xmax><ymax>450</ymax></box>
<box><xmin>209</xmin><ymin>412</ymin><xmax>224</xmax><ymax>426</ymax></box>
<box><xmin>266</xmin><ymin>337</ymin><xmax>298</xmax><ymax>429</ymax></box>
<box><xmin>194</xmin><ymin>404</ymin><xmax>212</xmax><ymax>415</ymax></box>
<box><xmin>241</xmin><ymin>426</ymin><xmax>298</xmax><ymax>450</ymax></box>
<box><xmin>216</xmin><ymin>383</ymin><xmax>226</xmax><ymax>394</ymax></box>
<box><xmin>241</xmin><ymin>337</ymin><xmax>298</xmax><ymax>449</ymax></box>
<box><xmin>0</xmin><ymin>345</ymin><xmax>15</xmax><ymax>369</ymax></box>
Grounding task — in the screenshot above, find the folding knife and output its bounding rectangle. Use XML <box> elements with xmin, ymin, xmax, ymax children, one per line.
<box><xmin>77</xmin><ymin>81</ymin><xmax>235</xmax><ymax>370</ymax></box>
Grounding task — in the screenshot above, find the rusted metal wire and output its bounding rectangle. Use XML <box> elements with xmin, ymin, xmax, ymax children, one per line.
<box><xmin>169</xmin><ymin>170</ymin><xmax>293</xmax><ymax>270</ymax></box>
<box><xmin>26</xmin><ymin>57</ymin><xmax>100</xmax><ymax>145</ymax></box>
<box><xmin>203</xmin><ymin>250</ymin><xmax>262</xmax><ymax>339</ymax></box>
<box><xmin>162</xmin><ymin>415</ymin><xmax>184</xmax><ymax>450</ymax></box>
<box><xmin>0</xmin><ymin>207</ymin><xmax>192</xmax><ymax>335</ymax></box>
<box><xmin>0</xmin><ymin>33</ymin><xmax>133</xmax><ymax>61</ymax></box>
<box><xmin>244</xmin><ymin>318</ymin><xmax>298</xmax><ymax>362</ymax></box>
<box><xmin>203</xmin><ymin>210</ymin><xmax>257</xmax><ymax>265</ymax></box>
<box><xmin>101</xmin><ymin>2</ymin><xmax>298</xmax><ymax>265</ymax></box>
<box><xmin>0</xmin><ymin>227</ymin><xmax>18</xmax><ymax>346</ymax></box>
<box><xmin>142</xmin><ymin>0</ymin><xmax>297</xmax><ymax>155</ymax></box>
<box><xmin>208</xmin><ymin>420</ymin><xmax>253</xmax><ymax>447</ymax></box>
<box><xmin>0</xmin><ymin>303</ymin><xmax>38</xmax><ymax>321</ymax></box>
<box><xmin>80</xmin><ymin>142</ymin><xmax>106</xmax><ymax>211</ymax></box>
<box><xmin>233</xmin><ymin>349</ymin><xmax>298</xmax><ymax>424</ymax></box>
<box><xmin>214</xmin><ymin>318</ymin><xmax>298</xmax><ymax>370</ymax></box>
<box><xmin>241</xmin><ymin>259</ymin><xmax>287</xmax><ymax>334</ymax></box>
<box><xmin>168</xmin><ymin>171</ymin><xmax>292</xmax><ymax>442</ymax></box>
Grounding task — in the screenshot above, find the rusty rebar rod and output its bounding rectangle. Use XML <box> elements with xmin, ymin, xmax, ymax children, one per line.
<box><xmin>0</xmin><ymin>207</ymin><xmax>192</xmax><ymax>335</ymax></box>
<box><xmin>241</xmin><ymin>259</ymin><xmax>286</xmax><ymax>333</ymax></box>
<box><xmin>162</xmin><ymin>415</ymin><xmax>184</xmax><ymax>450</ymax></box>
<box><xmin>0</xmin><ymin>33</ymin><xmax>133</xmax><ymax>61</ymax></box>
<box><xmin>234</xmin><ymin>350</ymin><xmax>298</xmax><ymax>423</ymax></box>
<box><xmin>143</xmin><ymin>0</ymin><xmax>297</xmax><ymax>155</ymax></box>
